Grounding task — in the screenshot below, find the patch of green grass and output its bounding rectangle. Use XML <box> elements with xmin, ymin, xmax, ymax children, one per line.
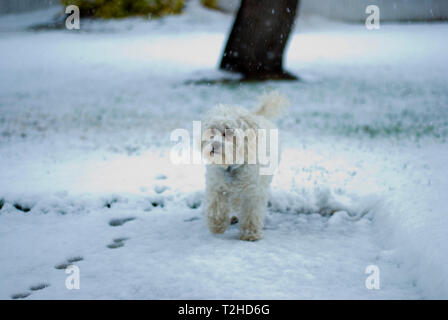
<box><xmin>298</xmin><ymin>110</ymin><xmax>447</xmax><ymax>141</ymax></box>
<box><xmin>200</xmin><ymin>0</ymin><xmax>218</xmax><ymax>10</ymax></box>
<box><xmin>62</xmin><ymin>0</ymin><xmax>184</xmax><ymax>19</ymax></box>
<box><xmin>337</xmin><ymin>122</ymin><xmax>443</xmax><ymax>140</ymax></box>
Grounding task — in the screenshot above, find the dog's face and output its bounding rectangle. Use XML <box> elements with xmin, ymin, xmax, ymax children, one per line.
<box><xmin>201</xmin><ymin>125</ymin><xmax>238</xmax><ymax>168</ymax></box>
<box><xmin>201</xmin><ymin>106</ymin><xmax>258</xmax><ymax>168</ymax></box>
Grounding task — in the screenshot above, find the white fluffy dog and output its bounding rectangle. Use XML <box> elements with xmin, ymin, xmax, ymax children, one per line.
<box><xmin>201</xmin><ymin>92</ymin><xmax>289</xmax><ymax>241</ymax></box>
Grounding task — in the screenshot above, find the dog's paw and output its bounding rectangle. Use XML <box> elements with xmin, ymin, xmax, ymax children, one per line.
<box><xmin>206</xmin><ymin>211</ymin><xmax>230</xmax><ymax>234</ymax></box>
<box><xmin>239</xmin><ymin>229</ymin><xmax>263</xmax><ymax>241</ymax></box>
<box><xmin>208</xmin><ymin>222</ymin><xmax>228</xmax><ymax>234</ymax></box>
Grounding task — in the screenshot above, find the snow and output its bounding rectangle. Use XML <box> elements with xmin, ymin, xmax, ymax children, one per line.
<box><xmin>1</xmin><ymin>1</ymin><xmax>447</xmax><ymax>299</ymax></box>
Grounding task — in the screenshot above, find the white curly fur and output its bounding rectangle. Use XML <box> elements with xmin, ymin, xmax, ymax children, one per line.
<box><xmin>201</xmin><ymin>91</ymin><xmax>289</xmax><ymax>241</ymax></box>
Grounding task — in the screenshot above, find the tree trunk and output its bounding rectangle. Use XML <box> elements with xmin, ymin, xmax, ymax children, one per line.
<box><xmin>220</xmin><ymin>0</ymin><xmax>299</xmax><ymax>80</ymax></box>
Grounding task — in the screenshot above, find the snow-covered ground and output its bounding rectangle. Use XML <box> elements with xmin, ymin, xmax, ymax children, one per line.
<box><xmin>0</xmin><ymin>1</ymin><xmax>447</xmax><ymax>299</ymax></box>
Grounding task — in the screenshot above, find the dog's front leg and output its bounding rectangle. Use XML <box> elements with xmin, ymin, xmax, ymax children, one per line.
<box><xmin>239</xmin><ymin>196</ymin><xmax>266</xmax><ymax>241</ymax></box>
<box><xmin>204</xmin><ymin>190</ymin><xmax>230</xmax><ymax>234</ymax></box>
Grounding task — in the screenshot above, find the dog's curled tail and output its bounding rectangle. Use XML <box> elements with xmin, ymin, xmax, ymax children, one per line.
<box><xmin>253</xmin><ymin>91</ymin><xmax>290</xmax><ymax>120</ymax></box>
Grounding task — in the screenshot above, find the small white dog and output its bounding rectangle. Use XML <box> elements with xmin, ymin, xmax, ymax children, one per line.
<box><xmin>201</xmin><ymin>92</ymin><xmax>289</xmax><ymax>241</ymax></box>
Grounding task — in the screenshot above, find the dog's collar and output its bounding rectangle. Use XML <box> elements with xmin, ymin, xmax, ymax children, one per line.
<box><xmin>224</xmin><ymin>164</ymin><xmax>242</xmax><ymax>175</ymax></box>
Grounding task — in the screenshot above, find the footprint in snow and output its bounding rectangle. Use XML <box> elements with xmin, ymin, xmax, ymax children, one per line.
<box><xmin>13</xmin><ymin>203</ymin><xmax>32</xmax><ymax>212</ymax></box>
<box><xmin>11</xmin><ymin>292</ymin><xmax>31</xmax><ymax>299</ymax></box>
<box><xmin>107</xmin><ymin>237</ymin><xmax>129</xmax><ymax>249</ymax></box>
<box><xmin>30</xmin><ymin>283</ymin><xmax>50</xmax><ymax>291</ymax></box>
<box><xmin>9</xmin><ymin>282</ymin><xmax>49</xmax><ymax>299</ymax></box>
<box><xmin>155</xmin><ymin>174</ymin><xmax>167</xmax><ymax>180</ymax></box>
<box><xmin>67</xmin><ymin>256</ymin><xmax>83</xmax><ymax>263</ymax></box>
<box><xmin>154</xmin><ymin>185</ymin><xmax>168</xmax><ymax>194</ymax></box>
<box><xmin>184</xmin><ymin>216</ymin><xmax>200</xmax><ymax>222</ymax></box>
<box><xmin>109</xmin><ymin>217</ymin><xmax>136</xmax><ymax>227</ymax></box>
<box><xmin>55</xmin><ymin>256</ymin><xmax>84</xmax><ymax>269</ymax></box>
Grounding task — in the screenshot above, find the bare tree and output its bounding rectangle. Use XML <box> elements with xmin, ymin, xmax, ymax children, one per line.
<box><xmin>220</xmin><ymin>0</ymin><xmax>299</xmax><ymax>80</ymax></box>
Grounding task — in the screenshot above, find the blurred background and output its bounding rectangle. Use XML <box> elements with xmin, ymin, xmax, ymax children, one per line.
<box><xmin>1</xmin><ymin>0</ymin><xmax>448</xmax><ymax>21</ymax></box>
<box><xmin>0</xmin><ymin>0</ymin><xmax>447</xmax><ymax>300</ymax></box>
